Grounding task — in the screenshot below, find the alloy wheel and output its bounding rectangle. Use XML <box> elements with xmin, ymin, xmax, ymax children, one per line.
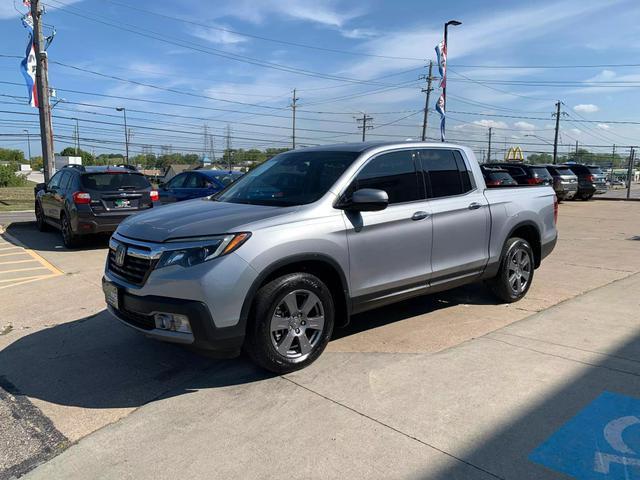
<box><xmin>507</xmin><ymin>246</ymin><xmax>531</xmax><ymax>295</ymax></box>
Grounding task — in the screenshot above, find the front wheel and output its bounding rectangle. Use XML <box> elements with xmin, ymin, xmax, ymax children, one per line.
<box><xmin>245</xmin><ymin>273</ymin><xmax>334</xmax><ymax>374</ymax></box>
<box><xmin>488</xmin><ymin>237</ymin><xmax>534</xmax><ymax>303</ymax></box>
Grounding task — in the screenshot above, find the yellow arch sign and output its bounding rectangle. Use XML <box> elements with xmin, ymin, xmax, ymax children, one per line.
<box><xmin>505</xmin><ymin>146</ymin><xmax>524</xmax><ymax>161</ymax></box>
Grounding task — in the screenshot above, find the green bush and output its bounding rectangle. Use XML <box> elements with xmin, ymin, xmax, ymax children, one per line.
<box><xmin>0</xmin><ymin>165</ymin><xmax>29</xmax><ymax>187</ymax></box>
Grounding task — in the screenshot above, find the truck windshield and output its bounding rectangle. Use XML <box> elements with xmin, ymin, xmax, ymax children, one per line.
<box><xmin>214</xmin><ymin>151</ymin><xmax>359</xmax><ymax>206</ymax></box>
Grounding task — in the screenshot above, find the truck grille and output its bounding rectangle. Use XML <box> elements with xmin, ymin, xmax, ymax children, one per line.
<box><xmin>107</xmin><ymin>243</ymin><xmax>156</xmax><ymax>286</ymax></box>
<box><xmin>115</xmin><ymin>308</ymin><xmax>155</xmax><ymax>330</ymax></box>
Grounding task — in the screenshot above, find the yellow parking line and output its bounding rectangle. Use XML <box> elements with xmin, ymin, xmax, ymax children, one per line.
<box><xmin>23</xmin><ymin>248</ymin><xmax>64</xmax><ymax>275</ymax></box>
<box><xmin>0</xmin><ymin>246</ymin><xmax>21</xmax><ymax>251</ymax></box>
<box><xmin>0</xmin><ymin>259</ymin><xmax>39</xmax><ymax>266</ymax></box>
<box><xmin>0</xmin><ymin>266</ymin><xmax>50</xmax><ymax>275</ymax></box>
<box><xmin>0</xmin><ymin>274</ymin><xmax>51</xmax><ymax>283</ymax></box>
<box><xmin>0</xmin><ymin>251</ymin><xmax>30</xmax><ymax>257</ymax></box>
<box><xmin>0</xmin><ymin>274</ymin><xmax>58</xmax><ymax>290</ymax></box>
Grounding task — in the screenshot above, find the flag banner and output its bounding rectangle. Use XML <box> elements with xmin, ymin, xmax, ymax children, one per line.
<box><xmin>21</xmin><ymin>13</ymin><xmax>33</xmax><ymax>31</ymax></box>
<box><xmin>435</xmin><ymin>40</ymin><xmax>447</xmax><ymax>88</ymax></box>
<box><xmin>20</xmin><ymin>35</ymin><xmax>38</xmax><ymax>108</ymax></box>
<box><xmin>435</xmin><ymin>93</ymin><xmax>445</xmax><ymax>141</ymax></box>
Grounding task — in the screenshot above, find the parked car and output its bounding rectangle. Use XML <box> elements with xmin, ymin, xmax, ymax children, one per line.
<box><xmin>34</xmin><ymin>165</ymin><xmax>158</xmax><ymax>248</ymax></box>
<box><xmin>104</xmin><ymin>142</ymin><xmax>558</xmax><ymax>373</ymax></box>
<box><xmin>158</xmin><ymin>170</ymin><xmax>243</xmax><ymax>203</ymax></box>
<box><xmin>481</xmin><ymin>166</ymin><xmax>518</xmax><ymax>187</ymax></box>
<box><xmin>563</xmin><ymin>164</ymin><xmax>608</xmax><ymax>200</ymax></box>
<box><xmin>539</xmin><ymin>165</ymin><xmax>578</xmax><ymax>201</ymax></box>
<box><xmin>484</xmin><ymin>162</ymin><xmax>553</xmax><ymax>186</ymax></box>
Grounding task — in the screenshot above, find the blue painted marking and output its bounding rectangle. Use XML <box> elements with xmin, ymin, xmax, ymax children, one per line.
<box><xmin>529</xmin><ymin>391</ymin><xmax>640</xmax><ymax>479</ymax></box>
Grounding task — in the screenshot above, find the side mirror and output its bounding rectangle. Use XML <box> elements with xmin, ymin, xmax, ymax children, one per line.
<box><xmin>344</xmin><ymin>188</ymin><xmax>389</xmax><ymax>212</ymax></box>
<box><xmin>35</xmin><ymin>182</ymin><xmax>46</xmax><ymax>193</ymax></box>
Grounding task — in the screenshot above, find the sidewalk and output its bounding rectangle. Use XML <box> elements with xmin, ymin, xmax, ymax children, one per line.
<box><xmin>26</xmin><ymin>271</ymin><xmax>640</xmax><ymax>479</ymax></box>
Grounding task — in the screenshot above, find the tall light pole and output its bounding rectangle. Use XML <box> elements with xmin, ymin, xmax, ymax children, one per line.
<box><xmin>116</xmin><ymin>107</ymin><xmax>129</xmax><ymax>164</ymax></box>
<box><xmin>72</xmin><ymin>117</ymin><xmax>80</xmax><ymax>155</ymax></box>
<box><xmin>23</xmin><ymin>129</ymin><xmax>32</xmax><ymax>167</ymax></box>
<box><xmin>442</xmin><ymin>20</ymin><xmax>461</xmax><ymax>142</ymax></box>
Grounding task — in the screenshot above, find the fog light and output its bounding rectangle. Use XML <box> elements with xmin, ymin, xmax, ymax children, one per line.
<box><xmin>154</xmin><ymin>313</ymin><xmax>192</xmax><ymax>334</ymax></box>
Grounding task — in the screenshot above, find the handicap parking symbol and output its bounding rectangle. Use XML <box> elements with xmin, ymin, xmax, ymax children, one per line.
<box><xmin>529</xmin><ymin>391</ymin><xmax>640</xmax><ymax>479</ymax></box>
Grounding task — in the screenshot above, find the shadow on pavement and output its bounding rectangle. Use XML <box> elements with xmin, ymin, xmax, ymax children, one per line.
<box><xmin>5</xmin><ymin>221</ymin><xmax>110</xmax><ymax>252</ymax></box>
<box><xmin>428</xmin><ymin>330</ymin><xmax>640</xmax><ymax>479</ymax></box>
<box><xmin>0</xmin><ymin>310</ymin><xmax>271</xmax><ymax>410</ymax></box>
<box><xmin>335</xmin><ymin>282</ymin><xmax>500</xmax><ymax>340</ymax></box>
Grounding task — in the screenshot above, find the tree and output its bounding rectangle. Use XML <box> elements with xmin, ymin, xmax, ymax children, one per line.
<box><xmin>527</xmin><ymin>153</ymin><xmax>553</xmax><ymax>164</ymax></box>
<box><xmin>59</xmin><ymin>147</ymin><xmax>96</xmax><ymax>166</ymax></box>
<box><xmin>0</xmin><ymin>165</ymin><xmax>28</xmax><ymax>187</ymax></box>
<box><xmin>0</xmin><ymin>148</ymin><xmax>26</xmax><ymax>165</ymax></box>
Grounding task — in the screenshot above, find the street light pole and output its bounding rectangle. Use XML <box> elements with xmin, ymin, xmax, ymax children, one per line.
<box><xmin>116</xmin><ymin>107</ymin><xmax>129</xmax><ymax>164</ymax></box>
<box><xmin>442</xmin><ymin>20</ymin><xmax>461</xmax><ymax>143</ymax></box>
<box><xmin>23</xmin><ymin>129</ymin><xmax>32</xmax><ymax>167</ymax></box>
<box><xmin>73</xmin><ymin>118</ymin><xmax>80</xmax><ymax>155</ymax></box>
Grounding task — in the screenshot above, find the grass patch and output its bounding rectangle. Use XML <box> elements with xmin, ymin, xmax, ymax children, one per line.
<box><xmin>0</xmin><ymin>181</ymin><xmax>36</xmax><ymax>211</ymax></box>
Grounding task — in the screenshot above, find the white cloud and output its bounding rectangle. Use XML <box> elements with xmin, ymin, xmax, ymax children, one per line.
<box><xmin>473</xmin><ymin>119</ymin><xmax>508</xmax><ymax>129</ymax></box>
<box><xmin>573</xmin><ymin>104</ymin><xmax>599</xmax><ymax>113</ymax></box>
<box><xmin>192</xmin><ymin>26</ymin><xmax>248</xmax><ymax>46</ymax></box>
<box><xmin>569</xmin><ymin>128</ymin><xmax>582</xmax><ymax>136</ymax></box>
<box><xmin>340</xmin><ymin>28</ymin><xmax>378</xmax><ymax>39</ymax></box>
<box><xmin>597</xmin><ymin>123</ymin><xmax>611</xmax><ymax>130</ymax></box>
<box><xmin>514</xmin><ymin>121</ymin><xmax>536</xmax><ymax>131</ymax></box>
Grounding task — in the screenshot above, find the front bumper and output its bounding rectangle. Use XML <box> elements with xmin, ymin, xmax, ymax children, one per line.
<box><xmin>104</xmin><ymin>277</ymin><xmax>245</xmax><ymax>352</ymax></box>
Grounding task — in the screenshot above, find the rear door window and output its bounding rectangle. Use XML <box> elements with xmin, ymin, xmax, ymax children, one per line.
<box><xmin>352</xmin><ymin>150</ymin><xmax>423</xmax><ymax>204</ymax></box>
<box><xmin>419</xmin><ymin>149</ymin><xmax>472</xmax><ymax>198</ymax></box>
<box><xmin>166</xmin><ymin>173</ymin><xmax>188</xmax><ymax>189</ymax></box>
<box><xmin>81</xmin><ymin>173</ymin><xmax>150</xmax><ymax>191</ymax></box>
<box><xmin>185</xmin><ymin>173</ymin><xmax>206</xmax><ymax>188</ymax></box>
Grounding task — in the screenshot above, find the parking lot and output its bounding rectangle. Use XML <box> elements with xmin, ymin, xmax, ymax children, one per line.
<box><xmin>1</xmin><ymin>200</ymin><xmax>639</xmax><ymax>479</ymax></box>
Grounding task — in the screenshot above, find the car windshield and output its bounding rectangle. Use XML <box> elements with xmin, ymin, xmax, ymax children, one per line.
<box><xmin>81</xmin><ymin>172</ymin><xmax>150</xmax><ymax>191</ymax></box>
<box><xmin>214</xmin><ymin>150</ymin><xmax>359</xmax><ymax>206</ymax></box>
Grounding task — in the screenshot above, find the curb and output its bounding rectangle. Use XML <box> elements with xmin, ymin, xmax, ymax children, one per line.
<box><xmin>592</xmin><ymin>196</ymin><xmax>640</xmax><ymax>202</ymax></box>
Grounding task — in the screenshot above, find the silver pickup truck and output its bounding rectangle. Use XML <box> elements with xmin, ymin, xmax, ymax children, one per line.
<box><xmin>103</xmin><ymin>142</ymin><xmax>557</xmax><ymax>373</ymax></box>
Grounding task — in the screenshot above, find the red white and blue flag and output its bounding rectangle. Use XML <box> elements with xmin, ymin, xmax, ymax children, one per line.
<box><xmin>20</xmin><ymin>13</ymin><xmax>38</xmax><ymax>108</ymax></box>
<box><xmin>435</xmin><ymin>93</ymin><xmax>445</xmax><ymax>141</ymax></box>
<box><xmin>435</xmin><ymin>39</ymin><xmax>447</xmax><ymax>141</ymax></box>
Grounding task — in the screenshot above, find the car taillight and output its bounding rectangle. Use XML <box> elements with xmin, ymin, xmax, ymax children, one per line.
<box><xmin>72</xmin><ymin>192</ymin><xmax>91</xmax><ymax>204</ymax></box>
<box><xmin>527</xmin><ymin>177</ymin><xmax>542</xmax><ymax>185</ymax></box>
<box><xmin>586</xmin><ymin>174</ymin><xmax>595</xmax><ymax>182</ymax></box>
<box><xmin>486</xmin><ymin>179</ymin><xmax>500</xmax><ymax>186</ymax></box>
<box><xmin>553</xmin><ymin>195</ymin><xmax>558</xmax><ymax>225</ymax></box>
<box><xmin>150</xmin><ymin>190</ymin><xmax>159</xmax><ymax>202</ymax></box>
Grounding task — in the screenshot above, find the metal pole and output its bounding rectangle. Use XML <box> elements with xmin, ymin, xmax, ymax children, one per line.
<box><xmin>552</xmin><ymin>101</ymin><xmax>561</xmax><ymax>165</ymax></box>
<box><xmin>23</xmin><ymin>129</ymin><xmax>32</xmax><ymax>166</ymax></box>
<box><xmin>627</xmin><ymin>147</ymin><xmax>635</xmax><ymax>200</ymax></box>
<box><xmin>74</xmin><ymin>118</ymin><xmax>80</xmax><ymax>155</ymax></box>
<box><xmin>31</xmin><ymin>0</ymin><xmax>55</xmax><ymax>181</ymax></box>
<box><xmin>291</xmin><ymin>88</ymin><xmax>298</xmax><ymax>149</ymax></box>
<box><xmin>487</xmin><ymin>127</ymin><xmax>492</xmax><ymax>162</ymax></box>
<box><xmin>421</xmin><ymin>61</ymin><xmax>433</xmax><ymax>141</ymax></box>
<box><xmin>442</xmin><ymin>22</ymin><xmax>448</xmax><ymax>143</ymax></box>
<box><xmin>123</xmin><ymin>109</ymin><xmax>129</xmax><ymax>164</ymax></box>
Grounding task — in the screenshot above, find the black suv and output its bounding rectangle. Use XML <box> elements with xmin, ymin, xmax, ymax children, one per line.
<box><xmin>484</xmin><ymin>162</ymin><xmax>553</xmax><ymax>186</ymax></box>
<box><xmin>480</xmin><ymin>165</ymin><xmax>518</xmax><ymax>187</ymax></box>
<box><xmin>562</xmin><ymin>163</ymin><xmax>607</xmax><ymax>200</ymax></box>
<box><xmin>34</xmin><ymin>165</ymin><xmax>158</xmax><ymax>247</ymax></box>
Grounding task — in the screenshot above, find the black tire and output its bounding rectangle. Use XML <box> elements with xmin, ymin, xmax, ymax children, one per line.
<box><xmin>244</xmin><ymin>273</ymin><xmax>334</xmax><ymax>374</ymax></box>
<box><xmin>60</xmin><ymin>213</ymin><xmax>80</xmax><ymax>249</ymax></box>
<box><xmin>582</xmin><ymin>193</ymin><xmax>593</xmax><ymax>201</ymax></box>
<box><xmin>35</xmin><ymin>202</ymin><xmax>48</xmax><ymax>232</ymax></box>
<box><xmin>488</xmin><ymin>237</ymin><xmax>534</xmax><ymax>303</ymax></box>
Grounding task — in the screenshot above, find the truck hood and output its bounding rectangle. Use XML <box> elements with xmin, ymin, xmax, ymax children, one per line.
<box><xmin>116</xmin><ymin>198</ymin><xmax>295</xmax><ymax>242</ymax></box>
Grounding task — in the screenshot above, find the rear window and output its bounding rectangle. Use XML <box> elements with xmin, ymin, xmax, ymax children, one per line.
<box><xmin>587</xmin><ymin>167</ymin><xmax>603</xmax><ymax>174</ymax></box>
<box><xmin>554</xmin><ymin>167</ymin><xmax>574</xmax><ymax>176</ymax></box>
<box><xmin>531</xmin><ymin>167</ymin><xmax>552</xmax><ymax>179</ymax></box>
<box><xmin>489</xmin><ymin>172</ymin><xmax>513</xmax><ymax>181</ymax></box>
<box><xmin>81</xmin><ymin>173</ymin><xmax>150</xmax><ymax>191</ymax></box>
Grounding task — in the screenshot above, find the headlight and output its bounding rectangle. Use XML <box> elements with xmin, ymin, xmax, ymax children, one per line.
<box><xmin>156</xmin><ymin>233</ymin><xmax>250</xmax><ymax>269</ymax></box>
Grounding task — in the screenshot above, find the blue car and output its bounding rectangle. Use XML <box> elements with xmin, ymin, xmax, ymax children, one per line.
<box><xmin>158</xmin><ymin>170</ymin><xmax>243</xmax><ymax>204</ymax></box>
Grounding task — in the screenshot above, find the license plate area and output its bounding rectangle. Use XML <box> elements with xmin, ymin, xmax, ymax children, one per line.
<box><xmin>103</xmin><ymin>281</ymin><xmax>120</xmax><ymax>310</ymax></box>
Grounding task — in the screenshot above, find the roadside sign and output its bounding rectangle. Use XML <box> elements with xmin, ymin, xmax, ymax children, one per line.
<box><xmin>529</xmin><ymin>391</ymin><xmax>640</xmax><ymax>479</ymax></box>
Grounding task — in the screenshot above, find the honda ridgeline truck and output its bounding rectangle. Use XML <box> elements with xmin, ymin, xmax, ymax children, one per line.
<box><xmin>103</xmin><ymin>142</ymin><xmax>558</xmax><ymax>373</ymax></box>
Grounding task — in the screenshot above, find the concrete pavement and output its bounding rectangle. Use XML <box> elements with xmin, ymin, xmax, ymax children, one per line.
<box><xmin>1</xmin><ymin>200</ymin><xmax>639</xmax><ymax>478</ymax></box>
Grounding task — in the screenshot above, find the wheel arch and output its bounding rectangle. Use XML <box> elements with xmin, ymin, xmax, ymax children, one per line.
<box><xmin>506</xmin><ymin>221</ymin><xmax>541</xmax><ymax>268</ymax></box>
<box><xmin>239</xmin><ymin>254</ymin><xmax>351</xmax><ymax>334</ymax></box>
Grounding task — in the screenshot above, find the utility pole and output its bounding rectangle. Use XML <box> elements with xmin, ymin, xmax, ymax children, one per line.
<box><xmin>575</xmin><ymin>140</ymin><xmax>579</xmax><ymax>156</ymax></box>
<box><xmin>31</xmin><ymin>0</ymin><xmax>55</xmax><ymax>181</ymax></box>
<box><xmin>420</xmin><ymin>61</ymin><xmax>434</xmax><ymax>141</ymax></box>
<box><xmin>611</xmin><ymin>144</ymin><xmax>616</xmax><ymax>182</ymax></box>
<box><xmin>552</xmin><ymin>101</ymin><xmax>562</xmax><ymax>165</ymax></box>
<box><xmin>116</xmin><ymin>107</ymin><xmax>129</xmax><ymax>164</ymax></box>
<box><xmin>487</xmin><ymin>127</ymin><xmax>493</xmax><ymax>162</ymax></box>
<box><xmin>627</xmin><ymin>147</ymin><xmax>635</xmax><ymax>200</ymax></box>
<box><xmin>23</xmin><ymin>129</ymin><xmax>32</xmax><ymax>166</ymax></box>
<box><xmin>356</xmin><ymin>113</ymin><xmax>373</xmax><ymax>142</ymax></box>
<box><xmin>291</xmin><ymin>88</ymin><xmax>299</xmax><ymax>149</ymax></box>
<box><xmin>203</xmin><ymin>124</ymin><xmax>208</xmax><ymax>161</ymax></box>
<box><xmin>74</xmin><ymin>117</ymin><xmax>80</xmax><ymax>155</ymax></box>
<box><xmin>225</xmin><ymin>124</ymin><xmax>232</xmax><ymax>171</ymax></box>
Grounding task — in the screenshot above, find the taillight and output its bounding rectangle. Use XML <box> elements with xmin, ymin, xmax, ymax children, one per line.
<box><xmin>527</xmin><ymin>177</ymin><xmax>542</xmax><ymax>185</ymax></box>
<box><xmin>73</xmin><ymin>192</ymin><xmax>91</xmax><ymax>204</ymax></box>
<box><xmin>486</xmin><ymin>179</ymin><xmax>500</xmax><ymax>186</ymax></box>
<box><xmin>150</xmin><ymin>190</ymin><xmax>159</xmax><ymax>202</ymax></box>
<box><xmin>553</xmin><ymin>195</ymin><xmax>558</xmax><ymax>225</ymax></box>
<box><xmin>586</xmin><ymin>174</ymin><xmax>595</xmax><ymax>182</ymax></box>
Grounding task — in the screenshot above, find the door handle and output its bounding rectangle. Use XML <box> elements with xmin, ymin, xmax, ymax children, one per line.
<box><xmin>468</xmin><ymin>202</ymin><xmax>482</xmax><ymax>210</ymax></box>
<box><xmin>411</xmin><ymin>211</ymin><xmax>429</xmax><ymax>221</ymax></box>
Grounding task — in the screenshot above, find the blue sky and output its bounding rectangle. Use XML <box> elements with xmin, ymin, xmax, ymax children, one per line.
<box><xmin>1</xmin><ymin>0</ymin><xmax>640</xmax><ymax>160</ymax></box>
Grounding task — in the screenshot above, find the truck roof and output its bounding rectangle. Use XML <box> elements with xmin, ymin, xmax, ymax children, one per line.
<box><xmin>294</xmin><ymin>141</ymin><xmax>469</xmax><ymax>154</ymax></box>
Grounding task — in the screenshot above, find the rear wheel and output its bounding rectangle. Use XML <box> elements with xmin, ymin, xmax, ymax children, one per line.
<box><xmin>35</xmin><ymin>202</ymin><xmax>48</xmax><ymax>232</ymax></box>
<box><xmin>245</xmin><ymin>273</ymin><xmax>334</xmax><ymax>374</ymax></box>
<box><xmin>60</xmin><ymin>213</ymin><xmax>80</xmax><ymax>249</ymax></box>
<box><xmin>488</xmin><ymin>237</ymin><xmax>534</xmax><ymax>303</ymax></box>
<box><xmin>581</xmin><ymin>193</ymin><xmax>593</xmax><ymax>201</ymax></box>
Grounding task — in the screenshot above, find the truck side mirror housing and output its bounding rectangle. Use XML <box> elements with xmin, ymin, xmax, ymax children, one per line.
<box><xmin>343</xmin><ymin>188</ymin><xmax>389</xmax><ymax>212</ymax></box>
